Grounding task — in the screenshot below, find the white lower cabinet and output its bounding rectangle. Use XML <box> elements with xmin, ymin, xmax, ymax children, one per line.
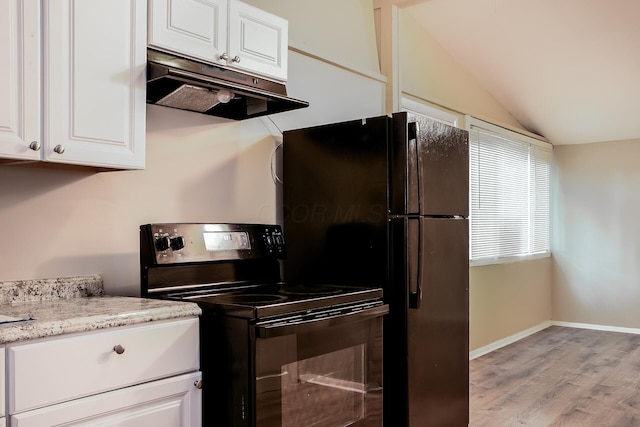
<box><xmin>0</xmin><ymin>347</ymin><xmax>4</xmax><ymax>421</ymax></box>
<box><xmin>6</xmin><ymin>318</ymin><xmax>201</xmax><ymax>427</ymax></box>
<box><xmin>10</xmin><ymin>372</ymin><xmax>201</xmax><ymax>427</ymax></box>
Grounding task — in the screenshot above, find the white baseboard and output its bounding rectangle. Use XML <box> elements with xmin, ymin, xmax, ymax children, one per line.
<box><xmin>551</xmin><ymin>320</ymin><xmax>640</xmax><ymax>335</ymax></box>
<box><xmin>469</xmin><ymin>321</ymin><xmax>553</xmax><ymax>360</ymax></box>
<box><xmin>470</xmin><ymin>320</ymin><xmax>640</xmax><ymax>360</ymax></box>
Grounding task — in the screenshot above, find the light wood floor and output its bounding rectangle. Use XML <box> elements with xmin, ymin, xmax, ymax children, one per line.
<box><xmin>470</xmin><ymin>326</ymin><xmax>640</xmax><ymax>426</ymax></box>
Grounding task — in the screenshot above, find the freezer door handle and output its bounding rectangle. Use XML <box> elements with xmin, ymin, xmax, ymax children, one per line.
<box><xmin>408</xmin><ymin>218</ymin><xmax>422</xmax><ymax>309</ymax></box>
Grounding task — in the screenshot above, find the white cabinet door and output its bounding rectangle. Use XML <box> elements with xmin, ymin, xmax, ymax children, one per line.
<box><xmin>0</xmin><ymin>0</ymin><xmax>40</xmax><ymax>160</ymax></box>
<box><xmin>0</xmin><ymin>347</ymin><xmax>4</xmax><ymax>418</ymax></box>
<box><xmin>228</xmin><ymin>0</ymin><xmax>288</xmax><ymax>81</ymax></box>
<box><xmin>148</xmin><ymin>0</ymin><xmax>228</xmax><ymax>66</ymax></box>
<box><xmin>10</xmin><ymin>372</ymin><xmax>202</xmax><ymax>427</ymax></box>
<box><xmin>148</xmin><ymin>0</ymin><xmax>288</xmax><ymax>81</ymax></box>
<box><xmin>43</xmin><ymin>0</ymin><xmax>146</xmax><ymax>169</ymax></box>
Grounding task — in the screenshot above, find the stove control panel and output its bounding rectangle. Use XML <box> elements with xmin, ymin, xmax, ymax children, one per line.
<box><xmin>262</xmin><ymin>227</ymin><xmax>286</xmax><ymax>258</ymax></box>
<box><xmin>141</xmin><ymin>223</ymin><xmax>286</xmax><ymax>265</ymax></box>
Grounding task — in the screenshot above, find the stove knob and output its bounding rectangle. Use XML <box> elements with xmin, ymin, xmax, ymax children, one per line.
<box><xmin>273</xmin><ymin>234</ymin><xmax>285</xmax><ymax>258</ymax></box>
<box><xmin>170</xmin><ymin>236</ymin><xmax>186</xmax><ymax>251</ymax></box>
<box><xmin>155</xmin><ymin>236</ymin><xmax>171</xmax><ymax>252</ymax></box>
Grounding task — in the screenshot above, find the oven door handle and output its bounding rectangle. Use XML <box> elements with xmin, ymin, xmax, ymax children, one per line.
<box><xmin>255</xmin><ymin>304</ymin><xmax>389</xmax><ymax>339</ymax></box>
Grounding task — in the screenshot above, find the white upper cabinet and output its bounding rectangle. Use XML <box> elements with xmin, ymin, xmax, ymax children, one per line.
<box><xmin>0</xmin><ymin>0</ymin><xmax>146</xmax><ymax>169</ymax></box>
<box><xmin>148</xmin><ymin>0</ymin><xmax>288</xmax><ymax>81</ymax></box>
<box><xmin>0</xmin><ymin>0</ymin><xmax>40</xmax><ymax>161</ymax></box>
<box><xmin>227</xmin><ymin>0</ymin><xmax>288</xmax><ymax>81</ymax></box>
<box><xmin>43</xmin><ymin>0</ymin><xmax>146</xmax><ymax>169</ymax></box>
<box><xmin>148</xmin><ymin>0</ymin><xmax>228</xmax><ymax>65</ymax></box>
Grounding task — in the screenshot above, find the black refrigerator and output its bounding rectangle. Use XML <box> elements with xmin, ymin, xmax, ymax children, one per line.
<box><xmin>281</xmin><ymin>112</ymin><xmax>469</xmax><ymax>426</ymax></box>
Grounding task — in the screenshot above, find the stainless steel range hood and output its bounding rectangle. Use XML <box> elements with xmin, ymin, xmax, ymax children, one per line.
<box><xmin>146</xmin><ymin>49</ymin><xmax>309</xmax><ymax>120</ymax></box>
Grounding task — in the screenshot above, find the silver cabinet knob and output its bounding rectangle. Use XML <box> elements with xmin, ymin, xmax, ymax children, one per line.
<box><xmin>29</xmin><ymin>141</ymin><xmax>41</xmax><ymax>151</ymax></box>
<box><xmin>220</xmin><ymin>53</ymin><xmax>241</xmax><ymax>63</ymax></box>
<box><xmin>53</xmin><ymin>144</ymin><xmax>65</xmax><ymax>154</ymax></box>
<box><xmin>194</xmin><ymin>380</ymin><xmax>203</xmax><ymax>389</ymax></box>
<box><xmin>113</xmin><ymin>344</ymin><xmax>125</xmax><ymax>355</ymax></box>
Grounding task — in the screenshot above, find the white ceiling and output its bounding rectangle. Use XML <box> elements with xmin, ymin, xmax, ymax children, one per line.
<box><xmin>403</xmin><ymin>0</ymin><xmax>640</xmax><ymax>145</ymax></box>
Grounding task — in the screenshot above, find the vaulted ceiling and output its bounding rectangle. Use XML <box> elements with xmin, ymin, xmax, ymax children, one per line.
<box><xmin>402</xmin><ymin>0</ymin><xmax>640</xmax><ymax>145</ymax></box>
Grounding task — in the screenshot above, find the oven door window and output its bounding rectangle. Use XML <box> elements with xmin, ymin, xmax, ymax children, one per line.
<box><xmin>255</xmin><ymin>317</ymin><xmax>383</xmax><ymax>427</ymax></box>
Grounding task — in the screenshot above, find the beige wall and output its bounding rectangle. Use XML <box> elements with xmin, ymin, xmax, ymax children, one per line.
<box><xmin>470</xmin><ymin>259</ymin><xmax>552</xmax><ymax>349</ymax></box>
<box><xmin>241</xmin><ymin>0</ymin><xmax>381</xmax><ymax>78</ymax></box>
<box><xmin>0</xmin><ymin>109</ymin><xmax>279</xmax><ymax>296</ymax></box>
<box><xmin>553</xmin><ymin>138</ymin><xmax>640</xmax><ymax>327</ymax></box>
<box><xmin>398</xmin><ymin>10</ymin><xmax>523</xmax><ymax>129</ymax></box>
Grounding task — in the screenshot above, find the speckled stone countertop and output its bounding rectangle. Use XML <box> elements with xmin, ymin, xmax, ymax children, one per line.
<box><xmin>0</xmin><ymin>274</ymin><xmax>201</xmax><ymax>344</ymax></box>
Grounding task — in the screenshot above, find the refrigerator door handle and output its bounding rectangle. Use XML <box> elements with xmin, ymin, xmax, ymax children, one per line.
<box><xmin>407</xmin><ymin>121</ymin><xmax>420</xmax><ymax>214</ymax></box>
<box><xmin>408</xmin><ymin>218</ymin><xmax>422</xmax><ymax>309</ymax></box>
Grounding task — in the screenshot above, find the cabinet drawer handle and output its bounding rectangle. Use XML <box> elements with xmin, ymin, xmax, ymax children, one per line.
<box><xmin>29</xmin><ymin>141</ymin><xmax>41</xmax><ymax>151</ymax></box>
<box><xmin>231</xmin><ymin>55</ymin><xmax>240</xmax><ymax>63</ymax></box>
<box><xmin>194</xmin><ymin>380</ymin><xmax>203</xmax><ymax>389</ymax></box>
<box><xmin>219</xmin><ymin>52</ymin><xmax>229</xmax><ymax>61</ymax></box>
<box><xmin>53</xmin><ymin>144</ymin><xmax>65</xmax><ymax>154</ymax></box>
<box><xmin>113</xmin><ymin>344</ymin><xmax>125</xmax><ymax>355</ymax></box>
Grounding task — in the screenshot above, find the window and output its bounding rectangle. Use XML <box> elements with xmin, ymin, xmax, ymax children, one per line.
<box><xmin>467</xmin><ymin>117</ymin><xmax>552</xmax><ymax>265</ymax></box>
<box><xmin>401</xmin><ymin>96</ymin><xmax>461</xmax><ymax>127</ymax></box>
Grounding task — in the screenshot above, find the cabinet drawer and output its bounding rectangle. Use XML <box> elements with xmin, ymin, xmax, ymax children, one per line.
<box><xmin>11</xmin><ymin>371</ymin><xmax>202</xmax><ymax>427</ymax></box>
<box><xmin>8</xmin><ymin>317</ymin><xmax>199</xmax><ymax>413</ymax></box>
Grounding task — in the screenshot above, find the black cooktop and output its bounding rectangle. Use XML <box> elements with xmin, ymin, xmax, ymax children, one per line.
<box><xmin>168</xmin><ymin>283</ymin><xmax>383</xmax><ymax>319</ymax></box>
<box><xmin>140</xmin><ymin>223</ymin><xmax>384</xmax><ymax>319</ymax></box>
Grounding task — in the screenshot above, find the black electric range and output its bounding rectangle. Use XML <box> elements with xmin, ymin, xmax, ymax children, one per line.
<box><xmin>140</xmin><ymin>223</ymin><xmax>383</xmax><ymax>318</ymax></box>
<box><xmin>140</xmin><ymin>223</ymin><xmax>387</xmax><ymax>427</ymax></box>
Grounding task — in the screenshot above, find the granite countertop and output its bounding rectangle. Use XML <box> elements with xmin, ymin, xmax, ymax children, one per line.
<box><xmin>0</xmin><ymin>275</ymin><xmax>201</xmax><ymax>345</ymax></box>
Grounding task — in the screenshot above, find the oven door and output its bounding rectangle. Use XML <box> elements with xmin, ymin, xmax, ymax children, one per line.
<box><xmin>253</xmin><ymin>303</ymin><xmax>388</xmax><ymax>427</ymax></box>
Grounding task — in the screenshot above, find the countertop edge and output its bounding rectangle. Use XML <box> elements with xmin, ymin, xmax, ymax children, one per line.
<box><xmin>0</xmin><ymin>297</ymin><xmax>202</xmax><ymax>345</ymax></box>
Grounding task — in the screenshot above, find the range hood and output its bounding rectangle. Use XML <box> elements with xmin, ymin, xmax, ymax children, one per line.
<box><xmin>146</xmin><ymin>49</ymin><xmax>309</xmax><ymax>120</ymax></box>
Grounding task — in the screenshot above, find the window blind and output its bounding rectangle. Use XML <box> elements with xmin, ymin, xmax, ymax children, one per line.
<box><xmin>469</xmin><ymin>123</ymin><xmax>551</xmax><ymax>264</ymax></box>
